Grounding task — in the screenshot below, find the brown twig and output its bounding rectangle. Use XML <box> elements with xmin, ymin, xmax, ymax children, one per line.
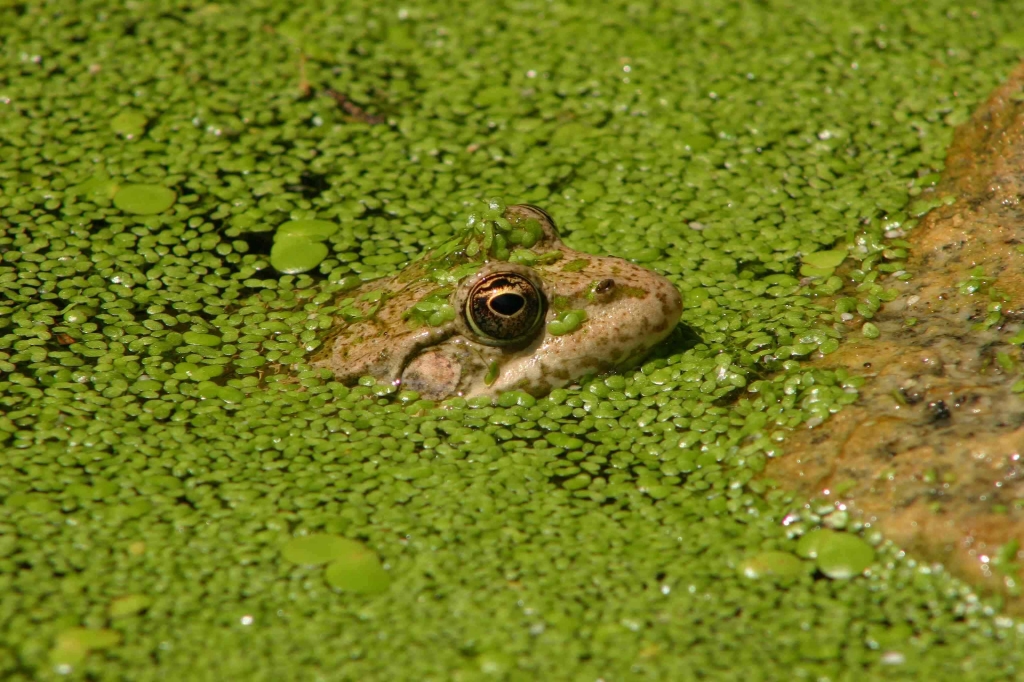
<box><xmin>298</xmin><ymin>53</ymin><xmax>311</xmax><ymax>98</ymax></box>
<box><xmin>324</xmin><ymin>89</ymin><xmax>386</xmax><ymax>125</ymax></box>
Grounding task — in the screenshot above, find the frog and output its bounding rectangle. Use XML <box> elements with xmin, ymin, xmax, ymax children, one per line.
<box><xmin>310</xmin><ymin>201</ymin><xmax>683</xmax><ymax>399</ymax></box>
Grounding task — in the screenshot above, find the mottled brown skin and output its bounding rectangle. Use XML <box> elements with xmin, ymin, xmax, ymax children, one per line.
<box><xmin>311</xmin><ymin>205</ymin><xmax>683</xmax><ymax>399</ymax></box>
<box><xmin>766</xmin><ymin>64</ymin><xmax>1024</xmax><ymax>609</ymax></box>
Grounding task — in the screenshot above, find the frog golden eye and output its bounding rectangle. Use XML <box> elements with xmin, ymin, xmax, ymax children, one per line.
<box><xmin>463</xmin><ymin>271</ymin><xmax>546</xmax><ymax>346</ymax></box>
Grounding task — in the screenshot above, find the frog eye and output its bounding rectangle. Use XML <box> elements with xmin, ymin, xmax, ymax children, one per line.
<box><xmin>462</xmin><ymin>270</ymin><xmax>546</xmax><ymax>346</ymax></box>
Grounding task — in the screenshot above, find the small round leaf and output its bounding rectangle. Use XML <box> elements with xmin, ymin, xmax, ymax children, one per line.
<box><xmin>113</xmin><ymin>184</ymin><xmax>177</xmax><ymax>214</ymax></box>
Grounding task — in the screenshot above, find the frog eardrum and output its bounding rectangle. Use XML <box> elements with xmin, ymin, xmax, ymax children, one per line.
<box><xmin>457</xmin><ymin>264</ymin><xmax>546</xmax><ymax>346</ymax></box>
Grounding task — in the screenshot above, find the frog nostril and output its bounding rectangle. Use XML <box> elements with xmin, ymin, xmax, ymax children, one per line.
<box><xmin>595</xmin><ymin>279</ymin><xmax>615</xmax><ymax>294</ymax></box>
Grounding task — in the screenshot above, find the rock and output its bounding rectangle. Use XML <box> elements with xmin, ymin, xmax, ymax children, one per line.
<box><xmin>769</xmin><ymin>62</ymin><xmax>1024</xmax><ymax>610</ymax></box>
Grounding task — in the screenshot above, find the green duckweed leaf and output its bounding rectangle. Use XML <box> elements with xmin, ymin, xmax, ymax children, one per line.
<box><xmin>739</xmin><ymin>551</ymin><xmax>806</xmax><ymax>582</ymax></box>
<box><xmin>802</xmin><ymin>249</ymin><xmax>846</xmax><ymax>270</ymax></box>
<box><xmin>110</xmin><ymin>110</ymin><xmax>149</xmax><ymax>138</ymax></box>
<box><xmin>324</xmin><ymin>547</ymin><xmax>391</xmax><ymax>595</ymax></box>
<box><xmin>270</xmin><ymin>238</ymin><xmax>329</xmax><ymax>274</ymax></box>
<box><xmin>112</xmin><ymin>184</ymin><xmax>177</xmax><ymax>214</ymax></box>
<box><xmin>282</xmin><ymin>534</ymin><xmax>366</xmax><ymax>566</ymax></box>
<box><xmin>276</xmin><ymin>220</ymin><xmax>340</xmax><ymax>242</ymax></box>
<box><xmin>109</xmin><ymin>594</ymin><xmax>152</xmax><ymax>618</ymax></box>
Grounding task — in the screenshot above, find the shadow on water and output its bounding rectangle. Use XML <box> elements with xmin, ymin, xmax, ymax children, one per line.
<box><xmin>650</xmin><ymin>321</ymin><xmax>704</xmax><ymax>360</ymax></box>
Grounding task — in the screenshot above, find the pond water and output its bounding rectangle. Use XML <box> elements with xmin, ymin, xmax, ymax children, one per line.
<box><xmin>1</xmin><ymin>0</ymin><xmax>1023</xmax><ymax>678</ymax></box>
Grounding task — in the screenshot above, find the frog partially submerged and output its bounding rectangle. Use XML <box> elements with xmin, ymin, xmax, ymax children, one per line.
<box><xmin>311</xmin><ymin>202</ymin><xmax>682</xmax><ymax>399</ymax></box>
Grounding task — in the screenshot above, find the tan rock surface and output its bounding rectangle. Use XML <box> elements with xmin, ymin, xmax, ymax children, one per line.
<box><xmin>770</xmin><ymin>63</ymin><xmax>1024</xmax><ymax>608</ymax></box>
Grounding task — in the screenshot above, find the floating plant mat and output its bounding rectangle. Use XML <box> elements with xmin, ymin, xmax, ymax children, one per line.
<box><xmin>767</xmin><ymin>62</ymin><xmax>1024</xmax><ymax>611</ymax></box>
<box><xmin>5</xmin><ymin>1</ymin><xmax>1024</xmax><ymax>680</ymax></box>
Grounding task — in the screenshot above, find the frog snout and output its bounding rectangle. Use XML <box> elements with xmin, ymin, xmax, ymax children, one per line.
<box><xmin>645</xmin><ymin>274</ymin><xmax>683</xmax><ymax>338</ymax></box>
<box><xmin>568</xmin><ymin>270</ymin><xmax>682</xmax><ymax>367</ymax></box>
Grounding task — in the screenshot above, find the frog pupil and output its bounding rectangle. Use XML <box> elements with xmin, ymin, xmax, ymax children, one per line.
<box><xmin>490</xmin><ymin>293</ymin><xmax>525</xmax><ymax>316</ymax></box>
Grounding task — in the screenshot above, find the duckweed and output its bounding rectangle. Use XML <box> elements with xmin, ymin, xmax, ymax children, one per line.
<box><xmin>803</xmin><ymin>250</ymin><xmax>848</xmax><ymax>271</ymax></box>
<box><xmin>801</xmin><ymin>249</ymin><xmax>847</xmax><ymax>278</ymax></box>
<box><xmin>276</xmin><ymin>219</ymin><xmax>340</xmax><ymax>241</ymax></box>
<box><xmin>547</xmin><ymin>309</ymin><xmax>588</xmax><ymax>336</ymax></box>
<box><xmin>797</xmin><ymin>529</ymin><xmax>877</xmax><ymax>579</ymax></box>
<box><xmin>282</xmin><ymin>533</ymin><xmax>367</xmax><ymax>565</ymax></box>
<box><xmin>2</xmin><ymin>0</ymin><xmax>1024</xmax><ymax>679</ymax></box>
<box><xmin>182</xmin><ymin>332</ymin><xmax>221</xmax><ymax>347</ymax></box>
<box><xmin>739</xmin><ymin>550</ymin><xmax>807</xmax><ymax>583</ymax></box>
<box><xmin>270</xmin><ymin>219</ymin><xmax>341</xmax><ymax>273</ymax></box>
<box><xmin>111</xmin><ymin>184</ymin><xmax>178</xmax><ymax>215</ymax></box>
<box><xmin>269</xmin><ymin>237</ymin><xmax>329</xmax><ymax>274</ymax></box>
<box><xmin>404</xmin><ymin>288</ymin><xmax>457</xmax><ymax>327</ymax></box>
<box><xmin>484</xmin><ymin>361</ymin><xmax>499</xmax><ymax>386</ymax></box>
<box><xmin>109</xmin><ymin>110</ymin><xmax>148</xmax><ymax>139</ymax></box>
<box><xmin>323</xmin><ymin>545</ymin><xmax>391</xmax><ymax>595</ymax></box>
<box><xmin>50</xmin><ymin>628</ymin><xmax>122</xmax><ymax>667</ymax></box>
<box><xmin>108</xmin><ymin>594</ymin><xmax>153</xmax><ymax>619</ymax></box>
